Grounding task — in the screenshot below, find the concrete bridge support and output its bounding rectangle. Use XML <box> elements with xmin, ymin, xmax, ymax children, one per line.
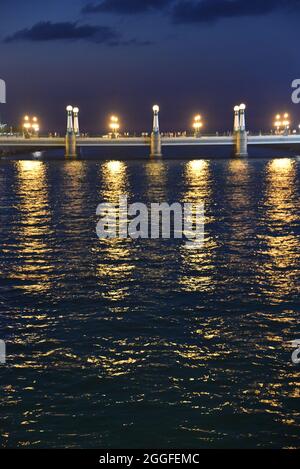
<box><xmin>150</xmin><ymin>105</ymin><xmax>162</xmax><ymax>157</ymax></box>
<box><xmin>65</xmin><ymin>132</ymin><xmax>77</xmax><ymax>158</ymax></box>
<box><xmin>236</xmin><ymin>130</ymin><xmax>248</xmax><ymax>157</ymax></box>
<box><xmin>65</xmin><ymin>105</ymin><xmax>77</xmax><ymax>157</ymax></box>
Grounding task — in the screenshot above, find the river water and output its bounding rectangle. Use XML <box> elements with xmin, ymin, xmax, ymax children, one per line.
<box><xmin>0</xmin><ymin>155</ymin><xmax>299</xmax><ymax>448</ymax></box>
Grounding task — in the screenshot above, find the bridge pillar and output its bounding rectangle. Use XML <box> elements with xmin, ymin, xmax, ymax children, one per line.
<box><xmin>65</xmin><ymin>105</ymin><xmax>77</xmax><ymax>157</ymax></box>
<box><xmin>235</xmin><ymin>104</ymin><xmax>248</xmax><ymax>157</ymax></box>
<box><xmin>234</xmin><ymin>105</ymin><xmax>240</xmax><ymax>133</ymax></box>
<box><xmin>236</xmin><ymin>130</ymin><xmax>248</xmax><ymax>157</ymax></box>
<box><xmin>150</xmin><ymin>105</ymin><xmax>162</xmax><ymax>157</ymax></box>
<box><xmin>239</xmin><ymin>103</ymin><xmax>246</xmax><ymax>132</ymax></box>
<box><xmin>65</xmin><ymin>132</ymin><xmax>77</xmax><ymax>158</ymax></box>
<box><xmin>73</xmin><ymin>107</ymin><xmax>80</xmax><ymax>136</ymax></box>
<box><xmin>66</xmin><ymin>105</ymin><xmax>73</xmax><ymax>133</ymax></box>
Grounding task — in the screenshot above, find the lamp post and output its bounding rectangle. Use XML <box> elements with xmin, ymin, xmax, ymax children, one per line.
<box><xmin>23</xmin><ymin>115</ymin><xmax>39</xmax><ymax>138</ymax></box>
<box><xmin>274</xmin><ymin>113</ymin><xmax>290</xmax><ymax>135</ymax></box>
<box><xmin>274</xmin><ymin>114</ymin><xmax>281</xmax><ymax>134</ymax></box>
<box><xmin>282</xmin><ymin>113</ymin><xmax>290</xmax><ymax>135</ymax></box>
<box><xmin>109</xmin><ymin>115</ymin><xmax>120</xmax><ymax>138</ymax></box>
<box><xmin>193</xmin><ymin>114</ymin><xmax>203</xmax><ymax>137</ymax></box>
<box><xmin>32</xmin><ymin>116</ymin><xmax>40</xmax><ymax>136</ymax></box>
<box><xmin>234</xmin><ymin>105</ymin><xmax>240</xmax><ymax>132</ymax></box>
<box><xmin>23</xmin><ymin>115</ymin><xmax>31</xmax><ymax>137</ymax></box>
<box><xmin>73</xmin><ymin>107</ymin><xmax>80</xmax><ymax>136</ymax></box>
<box><xmin>239</xmin><ymin>104</ymin><xmax>246</xmax><ymax>131</ymax></box>
<box><xmin>66</xmin><ymin>105</ymin><xmax>74</xmax><ymax>133</ymax></box>
<box><xmin>151</xmin><ymin>105</ymin><xmax>162</xmax><ymax>157</ymax></box>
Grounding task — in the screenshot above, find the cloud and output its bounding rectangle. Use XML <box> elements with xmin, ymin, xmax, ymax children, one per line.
<box><xmin>110</xmin><ymin>38</ymin><xmax>153</xmax><ymax>46</ymax></box>
<box><xmin>4</xmin><ymin>21</ymin><xmax>119</xmax><ymax>44</ymax></box>
<box><xmin>82</xmin><ymin>0</ymin><xmax>300</xmax><ymax>21</ymax></box>
<box><xmin>82</xmin><ymin>0</ymin><xmax>172</xmax><ymax>15</ymax></box>
<box><xmin>172</xmin><ymin>0</ymin><xmax>300</xmax><ymax>24</ymax></box>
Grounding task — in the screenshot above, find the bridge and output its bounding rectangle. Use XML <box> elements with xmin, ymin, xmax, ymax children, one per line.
<box><xmin>0</xmin><ymin>104</ymin><xmax>300</xmax><ymax>157</ymax></box>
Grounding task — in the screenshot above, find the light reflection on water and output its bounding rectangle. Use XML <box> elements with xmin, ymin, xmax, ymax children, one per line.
<box><xmin>0</xmin><ymin>156</ymin><xmax>299</xmax><ymax>449</ymax></box>
<box><xmin>12</xmin><ymin>161</ymin><xmax>53</xmax><ymax>294</ymax></box>
<box><xmin>261</xmin><ymin>158</ymin><xmax>300</xmax><ymax>302</ymax></box>
<box><xmin>96</xmin><ymin>160</ymin><xmax>134</xmax><ymax>302</ymax></box>
<box><xmin>179</xmin><ymin>159</ymin><xmax>216</xmax><ymax>294</ymax></box>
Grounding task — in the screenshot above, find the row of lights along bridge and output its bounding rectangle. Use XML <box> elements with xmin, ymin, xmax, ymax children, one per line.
<box><xmin>19</xmin><ymin>107</ymin><xmax>300</xmax><ymax>138</ymax></box>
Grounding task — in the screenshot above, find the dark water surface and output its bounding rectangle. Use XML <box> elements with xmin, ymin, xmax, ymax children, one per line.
<box><xmin>0</xmin><ymin>156</ymin><xmax>299</xmax><ymax>448</ymax></box>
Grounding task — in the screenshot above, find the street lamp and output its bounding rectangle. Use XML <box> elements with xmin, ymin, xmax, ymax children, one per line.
<box><xmin>73</xmin><ymin>107</ymin><xmax>80</xmax><ymax>135</ymax></box>
<box><xmin>23</xmin><ymin>115</ymin><xmax>32</xmax><ymax>137</ymax></box>
<box><xmin>274</xmin><ymin>114</ymin><xmax>282</xmax><ymax>134</ymax></box>
<box><xmin>32</xmin><ymin>116</ymin><xmax>40</xmax><ymax>135</ymax></box>
<box><xmin>274</xmin><ymin>113</ymin><xmax>290</xmax><ymax>135</ymax></box>
<box><xmin>193</xmin><ymin>114</ymin><xmax>203</xmax><ymax>137</ymax></box>
<box><xmin>23</xmin><ymin>115</ymin><xmax>40</xmax><ymax>137</ymax></box>
<box><xmin>282</xmin><ymin>113</ymin><xmax>290</xmax><ymax>134</ymax></box>
<box><xmin>109</xmin><ymin>115</ymin><xmax>120</xmax><ymax>138</ymax></box>
<box><xmin>23</xmin><ymin>118</ymin><xmax>31</xmax><ymax>135</ymax></box>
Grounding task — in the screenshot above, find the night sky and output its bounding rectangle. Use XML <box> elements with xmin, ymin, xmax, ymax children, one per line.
<box><xmin>0</xmin><ymin>0</ymin><xmax>299</xmax><ymax>133</ymax></box>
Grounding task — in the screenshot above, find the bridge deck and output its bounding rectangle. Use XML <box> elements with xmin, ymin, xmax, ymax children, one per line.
<box><xmin>0</xmin><ymin>135</ymin><xmax>300</xmax><ymax>148</ymax></box>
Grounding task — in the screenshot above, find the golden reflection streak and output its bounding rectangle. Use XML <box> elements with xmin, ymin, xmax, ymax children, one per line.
<box><xmin>179</xmin><ymin>160</ymin><xmax>216</xmax><ymax>293</ymax></box>
<box><xmin>87</xmin><ymin>355</ymin><xmax>137</xmax><ymax>377</ymax></box>
<box><xmin>96</xmin><ymin>161</ymin><xmax>134</xmax><ymax>302</ymax></box>
<box><xmin>224</xmin><ymin>159</ymin><xmax>256</xmax><ymax>264</ymax></box>
<box><xmin>57</xmin><ymin>161</ymin><xmax>94</xmax><ymax>294</ymax></box>
<box><xmin>145</xmin><ymin>160</ymin><xmax>167</xmax><ymax>201</ymax></box>
<box><xmin>62</xmin><ymin>161</ymin><xmax>88</xmax><ymax>215</ymax></box>
<box><xmin>101</xmin><ymin>160</ymin><xmax>128</xmax><ymax>201</ymax></box>
<box><xmin>261</xmin><ymin>158</ymin><xmax>300</xmax><ymax>301</ymax></box>
<box><xmin>12</xmin><ymin>160</ymin><xmax>53</xmax><ymax>294</ymax></box>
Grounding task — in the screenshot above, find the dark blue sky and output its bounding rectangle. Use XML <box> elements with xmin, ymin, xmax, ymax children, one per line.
<box><xmin>0</xmin><ymin>0</ymin><xmax>299</xmax><ymax>133</ymax></box>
